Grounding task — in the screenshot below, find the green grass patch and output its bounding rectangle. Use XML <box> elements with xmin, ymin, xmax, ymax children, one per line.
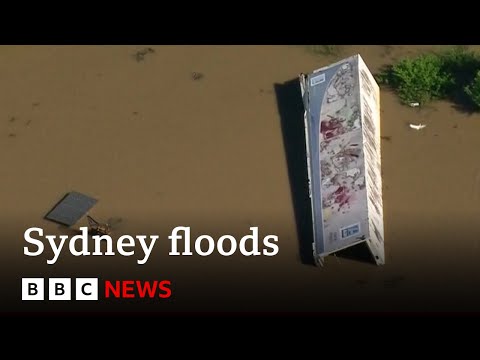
<box><xmin>376</xmin><ymin>46</ymin><xmax>480</xmax><ymax>111</ymax></box>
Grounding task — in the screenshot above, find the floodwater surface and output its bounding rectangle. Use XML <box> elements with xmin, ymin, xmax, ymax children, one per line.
<box><xmin>1</xmin><ymin>45</ymin><xmax>479</xmax><ymax>312</ymax></box>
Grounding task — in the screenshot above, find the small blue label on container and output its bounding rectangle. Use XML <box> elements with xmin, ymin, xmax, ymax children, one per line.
<box><xmin>310</xmin><ymin>73</ymin><xmax>326</xmax><ymax>86</ymax></box>
<box><xmin>340</xmin><ymin>223</ymin><xmax>360</xmax><ymax>239</ymax></box>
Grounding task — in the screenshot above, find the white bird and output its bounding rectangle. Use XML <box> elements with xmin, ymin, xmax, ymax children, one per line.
<box><xmin>409</xmin><ymin>123</ymin><xmax>427</xmax><ymax>130</ymax></box>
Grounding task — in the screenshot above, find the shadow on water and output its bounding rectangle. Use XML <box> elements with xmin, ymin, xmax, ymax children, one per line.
<box><xmin>274</xmin><ymin>79</ymin><xmax>315</xmax><ymax>266</ymax></box>
<box><xmin>449</xmin><ymin>99</ymin><xmax>479</xmax><ymax>115</ymax></box>
<box><xmin>335</xmin><ymin>241</ymin><xmax>376</xmax><ymax>264</ymax></box>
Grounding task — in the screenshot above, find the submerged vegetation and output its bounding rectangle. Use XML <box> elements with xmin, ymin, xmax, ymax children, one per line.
<box><xmin>376</xmin><ymin>46</ymin><xmax>480</xmax><ymax>111</ymax></box>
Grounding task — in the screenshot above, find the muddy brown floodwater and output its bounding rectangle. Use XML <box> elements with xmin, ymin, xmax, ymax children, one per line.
<box><xmin>1</xmin><ymin>45</ymin><xmax>480</xmax><ymax>313</ymax></box>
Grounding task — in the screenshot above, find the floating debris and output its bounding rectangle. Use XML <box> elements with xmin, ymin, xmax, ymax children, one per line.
<box><xmin>409</xmin><ymin>102</ymin><xmax>420</xmax><ymax>107</ymax></box>
<box><xmin>87</xmin><ymin>215</ymin><xmax>112</xmax><ymax>236</ymax></box>
<box><xmin>134</xmin><ymin>47</ymin><xmax>155</xmax><ymax>62</ymax></box>
<box><xmin>191</xmin><ymin>72</ymin><xmax>204</xmax><ymax>81</ymax></box>
<box><xmin>380</xmin><ymin>135</ymin><xmax>392</xmax><ymax>141</ymax></box>
<box><xmin>8</xmin><ymin>133</ymin><xmax>16</xmax><ymax>138</ymax></box>
<box><xmin>409</xmin><ymin>123</ymin><xmax>426</xmax><ymax>130</ymax></box>
<box><xmin>9</xmin><ymin>116</ymin><xmax>15</xmax><ymax>122</ymax></box>
<box><xmin>45</xmin><ymin>191</ymin><xmax>98</xmax><ymax>227</ymax></box>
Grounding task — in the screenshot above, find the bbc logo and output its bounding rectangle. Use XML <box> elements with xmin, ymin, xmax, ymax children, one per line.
<box><xmin>22</xmin><ymin>278</ymin><xmax>98</xmax><ymax>300</ymax></box>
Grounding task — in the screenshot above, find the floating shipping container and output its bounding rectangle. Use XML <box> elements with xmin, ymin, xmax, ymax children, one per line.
<box><xmin>299</xmin><ymin>54</ymin><xmax>385</xmax><ymax>266</ymax></box>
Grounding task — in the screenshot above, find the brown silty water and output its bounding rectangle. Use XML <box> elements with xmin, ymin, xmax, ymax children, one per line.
<box><xmin>1</xmin><ymin>45</ymin><xmax>480</xmax><ymax>313</ymax></box>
